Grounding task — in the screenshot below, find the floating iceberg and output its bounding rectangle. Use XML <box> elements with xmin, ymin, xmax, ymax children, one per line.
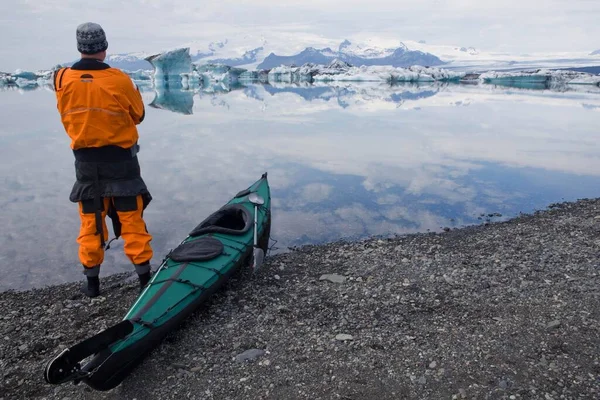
<box><xmin>0</xmin><ymin>72</ymin><xmax>16</xmax><ymax>86</ymax></box>
<box><xmin>196</xmin><ymin>63</ymin><xmax>247</xmax><ymax>84</ymax></box>
<box><xmin>313</xmin><ymin>65</ymin><xmax>465</xmax><ymax>83</ymax></box>
<box><xmin>268</xmin><ymin>65</ymin><xmax>311</xmax><ymax>83</ymax></box>
<box><xmin>146</xmin><ymin>48</ymin><xmax>192</xmax><ymax>85</ymax></box>
<box><xmin>15</xmin><ymin>78</ymin><xmax>38</xmax><ymax>88</ymax></box>
<box><xmin>125</xmin><ymin>69</ymin><xmax>153</xmax><ymax>82</ymax></box>
<box><xmin>239</xmin><ymin>70</ymin><xmax>269</xmax><ymax>83</ymax></box>
<box><xmin>13</xmin><ymin>69</ymin><xmax>38</xmax><ymax>81</ymax></box>
<box><xmin>180</xmin><ymin>63</ymin><xmax>247</xmax><ymax>89</ymax></box>
<box><xmin>404</xmin><ymin>66</ymin><xmax>465</xmax><ymax>82</ymax></box>
<box><xmin>1</xmin><ymin>68</ymin><xmax>56</xmax><ymax>89</ymax></box>
<box><xmin>268</xmin><ymin>59</ymin><xmax>353</xmax><ymax>83</ymax></box>
<box><xmin>479</xmin><ymin>69</ymin><xmax>600</xmax><ymax>89</ymax></box>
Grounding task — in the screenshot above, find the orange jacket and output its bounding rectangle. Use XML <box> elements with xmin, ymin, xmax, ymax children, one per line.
<box><xmin>54</xmin><ymin>64</ymin><xmax>145</xmax><ymax>150</ymax></box>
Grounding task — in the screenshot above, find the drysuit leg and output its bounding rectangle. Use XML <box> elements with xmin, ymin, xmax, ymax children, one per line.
<box><xmin>77</xmin><ymin>197</ymin><xmax>110</xmax><ymax>270</ymax></box>
<box><xmin>112</xmin><ymin>195</ymin><xmax>153</xmax><ymax>265</ymax></box>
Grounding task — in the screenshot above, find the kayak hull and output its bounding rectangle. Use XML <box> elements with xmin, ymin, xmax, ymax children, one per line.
<box><xmin>81</xmin><ymin>246</ymin><xmax>253</xmax><ymax>390</ymax></box>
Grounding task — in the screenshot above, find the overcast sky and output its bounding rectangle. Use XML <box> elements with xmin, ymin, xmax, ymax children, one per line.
<box><xmin>1</xmin><ymin>0</ymin><xmax>599</xmax><ymax>71</ymax></box>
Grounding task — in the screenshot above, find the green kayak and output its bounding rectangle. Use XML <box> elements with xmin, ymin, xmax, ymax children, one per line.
<box><xmin>44</xmin><ymin>173</ymin><xmax>271</xmax><ymax>390</ymax></box>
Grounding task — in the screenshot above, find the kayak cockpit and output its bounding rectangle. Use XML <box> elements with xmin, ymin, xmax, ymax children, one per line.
<box><xmin>189</xmin><ymin>204</ymin><xmax>252</xmax><ymax>237</ymax></box>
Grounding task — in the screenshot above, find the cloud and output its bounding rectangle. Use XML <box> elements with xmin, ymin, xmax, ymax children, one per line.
<box><xmin>2</xmin><ymin>0</ymin><xmax>600</xmax><ymax>71</ymax></box>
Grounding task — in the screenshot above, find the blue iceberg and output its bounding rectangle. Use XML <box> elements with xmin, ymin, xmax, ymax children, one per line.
<box><xmin>145</xmin><ymin>48</ymin><xmax>192</xmax><ymax>86</ymax></box>
<box><xmin>480</xmin><ymin>69</ymin><xmax>600</xmax><ymax>89</ymax></box>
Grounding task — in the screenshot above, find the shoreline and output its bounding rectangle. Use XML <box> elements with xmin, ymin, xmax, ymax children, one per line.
<box><xmin>1</xmin><ymin>198</ymin><xmax>599</xmax><ymax>399</ymax></box>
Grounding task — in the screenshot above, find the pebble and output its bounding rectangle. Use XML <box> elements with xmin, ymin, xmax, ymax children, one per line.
<box><xmin>335</xmin><ymin>334</ymin><xmax>354</xmax><ymax>341</ymax></box>
<box><xmin>235</xmin><ymin>349</ymin><xmax>265</xmax><ymax>362</ymax></box>
<box><xmin>428</xmin><ymin>361</ymin><xmax>437</xmax><ymax>369</ymax></box>
<box><xmin>546</xmin><ymin>320</ymin><xmax>561</xmax><ymax>330</ymax></box>
<box><xmin>319</xmin><ymin>274</ymin><xmax>346</xmax><ymax>283</ymax></box>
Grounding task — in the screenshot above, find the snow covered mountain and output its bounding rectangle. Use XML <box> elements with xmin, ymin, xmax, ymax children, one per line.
<box><xmin>55</xmin><ymin>34</ymin><xmax>600</xmax><ymax>73</ymax></box>
<box><xmin>105</xmin><ymin>53</ymin><xmax>153</xmax><ymax>71</ymax></box>
<box><xmin>257</xmin><ymin>44</ymin><xmax>444</xmax><ymax>69</ymax></box>
<box><xmin>65</xmin><ymin>38</ymin><xmax>445</xmax><ymax>71</ymax></box>
<box><xmin>591</xmin><ymin>49</ymin><xmax>600</xmax><ymax>56</ymax></box>
<box><xmin>59</xmin><ymin>52</ymin><xmax>153</xmax><ymax>71</ymax></box>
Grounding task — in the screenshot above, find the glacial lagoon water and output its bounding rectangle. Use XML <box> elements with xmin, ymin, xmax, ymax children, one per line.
<box><xmin>1</xmin><ymin>81</ymin><xmax>599</xmax><ymax>290</ymax></box>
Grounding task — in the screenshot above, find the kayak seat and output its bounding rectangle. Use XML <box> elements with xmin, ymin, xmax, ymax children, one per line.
<box><xmin>189</xmin><ymin>204</ymin><xmax>252</xmax><ymax>237</ymax></box>
<box><xmin>170</xmin><ymin>237</ymin><xmax>224</xmax><ymax>262</ymax></box>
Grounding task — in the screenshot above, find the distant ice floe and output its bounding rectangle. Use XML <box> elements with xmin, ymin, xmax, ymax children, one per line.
<box><xmin>180</xmin><ymin>63</ymin><xmax>248</xmax><ymax>89</ymax></box>
<box><xmin>0</xmin><ymin>68</ymin><xmax>57</xmax><ymax>89</ymax></box>
<box><xmin>268</xmin><ymin>60</ymin><xmax>353</xmax><ymax>82</ymax></box>
<box><xmin>312</xmin><ymin>64</ymin><xmax>466</xmax><ymax>83</ymax></box>
<box><xmin>0</xmin><ymin>65</ymin><xmax>153</xmax><ymax>92</ymax></box>
<box><xmin>480</xmin><ymin>69</ymin><xmax>600</xmax><ymax>89</ymax></box>
<box><xmin>3</xmin><ymin>46</ymin><xmax>600</xmax><ymax>93</ymax></box>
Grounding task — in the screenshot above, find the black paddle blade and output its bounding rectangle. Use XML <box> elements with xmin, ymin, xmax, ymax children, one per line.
<box><xmin>44</xmin><ymin>348</ymin><xmax>88</xmax><ymax>384</ymax></box>
<box><xmin>44</xmin><ymin>320</ymin><xmax>134</xmax><ymax>385</ymax></box>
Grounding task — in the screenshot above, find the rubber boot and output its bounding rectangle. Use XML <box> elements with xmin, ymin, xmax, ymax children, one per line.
<box><xmin>138</xmin><ymin>272</ymin><xmax>151</xmax><ymax>292</ymax></box>
<box><xmin>81</xmin><ymin>276</ymin><xmax>100</xmax><ymax>298</ymax></box>
<box><xmin>135</xmin><ymin>262</ymin><xmax>152</xmax><ymax>293</ymax></box>
<box><xmin>81</xmin><ymin>265</ymin><xmax>101</xmax><ymax>298</ymax></box>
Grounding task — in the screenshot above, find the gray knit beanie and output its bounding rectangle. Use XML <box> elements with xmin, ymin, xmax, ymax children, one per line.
<box><xmin>76</xmin><ymin>22</ymin><xmax>108</xmax><ymax>54</ymax></box>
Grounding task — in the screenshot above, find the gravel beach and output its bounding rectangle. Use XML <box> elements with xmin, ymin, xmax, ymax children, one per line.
<box><xmin>1</xmin><ymin>198</ymin><xmax>599</xmax><ymax>400</ymax></box>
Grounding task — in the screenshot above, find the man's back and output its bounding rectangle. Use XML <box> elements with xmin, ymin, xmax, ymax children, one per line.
<box><xmin>54</xmin><ymin>59</ymin><xmax>145</xmax><ymax>150</ymax></box>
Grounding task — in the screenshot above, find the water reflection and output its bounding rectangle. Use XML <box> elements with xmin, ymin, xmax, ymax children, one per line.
<box><xmin>137</xmin><ymin>80</ymin><xmax>600</xmax><ymax>115</ymax></box>
<box><xmin>1</xmin><ymin>82</ymin><xmax>599</xmax><ymax>290</ymax></box>
<box><xmin>149</xmin><ymin>82</ymin><xmax>194</xmax><ymax>115</ymax></box>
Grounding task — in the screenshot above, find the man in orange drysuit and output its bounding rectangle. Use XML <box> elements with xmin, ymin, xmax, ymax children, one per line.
<box><xmin>54</xmin><ymin>22</ymin><xmax>153</xmax><ymax>297</ymax></box>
